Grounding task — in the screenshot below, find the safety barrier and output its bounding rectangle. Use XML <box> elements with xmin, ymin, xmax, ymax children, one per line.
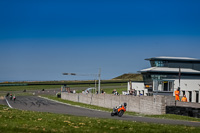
<box><xmin>61</xmin><ymin>92</ymin><xmax>200</xmax><ymax>117</ymax></box>
<box><xmin>61</xmin><ymin>92</ymin><xmax>166</xmax><ymax>115</ymax></box>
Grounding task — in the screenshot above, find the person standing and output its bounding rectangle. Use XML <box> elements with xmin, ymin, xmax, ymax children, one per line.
<box><xmin>181</xmin><ymin>95</ymin><xmax>188</xmax><ymax>102</ymax></box>
<box><xmin>174</xmin><ymin>88</ymin><xmax>180</xmax><ymax>101</ymax></box>
<box><xmin>132</xmin><ymin>89</ymin><xmax>137</xmax><ymax>96</ymax></box>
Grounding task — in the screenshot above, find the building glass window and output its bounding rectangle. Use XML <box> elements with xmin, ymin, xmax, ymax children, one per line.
<box><xmin>155</xmin><ymin>61</ymin><xmax>166</xmax><ymax>67</ymax></box>
<box><xmin>151</xmin><ymin>75</ymin><xmax>167</xmax><ymax>80</ymax></box>
<box><xmin>153</xmin><ymin>80</ymin><xmax>174</xmax><ymax>92</ymax></box>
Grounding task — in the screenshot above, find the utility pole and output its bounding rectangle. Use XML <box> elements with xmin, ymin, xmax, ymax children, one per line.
<box><xmin>98</xmin><ymin>68</ymin><xmax>101</xmax><ymax>94</ymax></box>
<box><xmin>179</xmin><ymin>67</ymin><xmax>181</xmax><ymax>87</ymax></box>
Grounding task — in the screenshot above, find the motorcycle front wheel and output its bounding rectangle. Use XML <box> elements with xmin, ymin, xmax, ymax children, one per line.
<box><xmin>118</xmin><ymin>110</ymin><xmax>124</xmax><ymax>117</ymax></box>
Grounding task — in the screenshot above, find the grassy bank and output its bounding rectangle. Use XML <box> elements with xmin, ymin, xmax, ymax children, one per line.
<box><xmin>0</xmin><ymin>105</ymin><xmax>199</xmax><ymax>133</ymax></box>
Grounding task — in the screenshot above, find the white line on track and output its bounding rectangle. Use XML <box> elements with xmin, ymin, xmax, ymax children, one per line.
<box><xmin>4</xmin><ymin>96</ymin><xmax>13</xmax><ymax>108</ymax></box>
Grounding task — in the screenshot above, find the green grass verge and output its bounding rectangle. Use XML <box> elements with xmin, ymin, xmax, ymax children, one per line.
<box><xmin>145</xmin><ymin>114</ymin><xmax>200</xmax><ymax>122</ymax></box>
<box><xmin>42</xmin><ymin>95</ymin><xmax>200</xmax><ymax>122</ymax></box>
<box><xmin>0</xmin><ymin>80</ymin><xmax>128</xmax><ymax>85</ymax></box>
<box><xmin>0</xmin><ymin>105</ymin><xmax>200</xmax><ymax>133</ymax></box>
<box><xmin>0</xmin><ymin>85</ymin><xmax>61</xmax><ymax>91</ymax></box>
<box><xmin>0</xmin><ymin>83</ymin><xmax>126</xmax><ymax>92</ymax></box>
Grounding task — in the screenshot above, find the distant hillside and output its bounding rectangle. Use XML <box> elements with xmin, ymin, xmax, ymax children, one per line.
<box><xmin>113</xmin><ymin>73</ymin><xmax>143</xmax><ymax>81</ymax></box>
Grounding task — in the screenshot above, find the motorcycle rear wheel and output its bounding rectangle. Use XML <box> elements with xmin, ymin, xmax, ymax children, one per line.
<box><xmin>111</xmin><ymin>112</ymin><xmax>115</xmax><ymax>116</ymax></box>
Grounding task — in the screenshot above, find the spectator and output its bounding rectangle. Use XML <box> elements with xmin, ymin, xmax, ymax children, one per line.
<box><xmin>132</xmin><ymin>89</ymin><xmax>137</xmax><ymax>96</ymax></box>
<box><xmin>174</xmin><ymin>88</ymin><xmax>180</xmax><ymax>101</ymax></box>
<box><xmin>129</xmin><ymin>89</ymin><xmax>136</xmax><ymax>96</ymax></box>
<box><xmin>112</xmin><ymin>89</ymin><xmax>116</xmax><ymax>94</ymax></box>
<box><xmin>112</xmin><ymin>89</ymin><xmax>119</xmax><ymax>95</ymax></box>
<box><xmin>101</xmin><ymin>89</ymin><xmax>105</xmax><ymax>94</ymax></box>
<box><xmin>129</xmin><ymin>90</ymin><xmax>133</xmax><ymax>95</ymax></box>
<box><xmin>181</xmin><ymin>95</ymin><xmax>188</xmax><ymax>102</ymax></box>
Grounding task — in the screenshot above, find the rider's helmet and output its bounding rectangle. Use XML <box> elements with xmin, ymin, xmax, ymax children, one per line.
<box><xmin>124</xmin><ymin>103</ymin><xmax>127</xmax><ymax>107</ymax></box>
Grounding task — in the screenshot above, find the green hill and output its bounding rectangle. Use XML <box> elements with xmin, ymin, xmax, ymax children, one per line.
<box><xmin>113</xmin><ymin>73</ymin><xmax>143</xmax><ymax>81</ymax></box>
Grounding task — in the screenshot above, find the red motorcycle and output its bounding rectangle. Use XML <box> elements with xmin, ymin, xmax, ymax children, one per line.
<box><xmin>111</xmin><ymin>103</ymin><xmax>127</xmax><ymax>117</ymax></box>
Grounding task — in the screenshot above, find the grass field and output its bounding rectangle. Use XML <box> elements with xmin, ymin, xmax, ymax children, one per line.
<box><xmin>0</xmin><ymin>85</ymin><xmax>62</xmax><ymax>91</ymax></box>
<box><xmin>0</xmin><ymin>83</ymin><xmax>127</xmax><ymax>92</ymax></box>
<box><xmin>0</xmin><ymin>105</ymin><xmax>200</xmax><ymax>133</ymax></box>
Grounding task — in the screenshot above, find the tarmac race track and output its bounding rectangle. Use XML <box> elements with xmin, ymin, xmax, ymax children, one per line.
<box><xmin>4</xmin><ymin>96</ymin><xmax>200</xmax><ymax>127</ymax></box>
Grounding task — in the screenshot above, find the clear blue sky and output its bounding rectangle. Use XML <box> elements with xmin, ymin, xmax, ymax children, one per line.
<box><xmin>1</xmin><ymin>0</ymin><xmax>200</xmax><ymax>81</ymax></box>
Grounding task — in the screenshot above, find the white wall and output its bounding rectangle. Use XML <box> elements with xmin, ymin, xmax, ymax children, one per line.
<box><xmin>166</xmin><ymin>79</ymin><xmax>200</xmax><ymax>103</ymax></box>
<box><xmin>171</xmin><ymin>79</ymin><xmax>200</xmax><ymax>93</ymax></box>
<box><xmin>127</xmin><ymin>79</ymin><xmax>200</xmax><ymax>103</ymax></box>
<box><xmin>127</xmin><ymin>82</ymin><xmax>147</xmax><ymax>96</ymax></box>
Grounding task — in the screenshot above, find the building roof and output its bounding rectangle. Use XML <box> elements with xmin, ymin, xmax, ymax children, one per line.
<box><xmin>145</xmin><ymin>56</ymin><xmax>200</xmax><ymax>62</ymax></box>
<box><xmin>139</xmin><ymin>67</ymin><xmax>200</xmax><ymax>74</ymax></box>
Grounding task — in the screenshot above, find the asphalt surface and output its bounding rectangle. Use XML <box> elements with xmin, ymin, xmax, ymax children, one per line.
<box><xmin>3</xmin><ymin>96</ymin><xmax>200</xmax><ymax>127</ymax></box>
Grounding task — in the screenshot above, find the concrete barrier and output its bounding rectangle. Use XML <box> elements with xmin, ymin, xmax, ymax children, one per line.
<box><xmin>61</xmin><ymin>92</ymin><xmax>167</xmax><ymax>115</ymax></box>
<box><xmin>61</xmin><ymin>92</ymin><xmax>200</xmax><ymax>116</ymax></box>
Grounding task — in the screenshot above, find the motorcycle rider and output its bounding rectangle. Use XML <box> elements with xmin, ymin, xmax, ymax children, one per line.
<box><xmin>123</xmin><ymin>103</ymin><xmax>127</xmax><ymax>109</ymax></box>
<box><xmin>113</xmin><ymin>103</ymin><xmax>127</xmax><ymax>113</ymax></box>
<box><xmin>13</xmin><ymin>95</ymin><xmax>16</xmax><ymax>102</ymax></box>
<box><xmin>10</xmin><ymin>94</ymin><xmax>13</xmax><ymax>100</ymax></box>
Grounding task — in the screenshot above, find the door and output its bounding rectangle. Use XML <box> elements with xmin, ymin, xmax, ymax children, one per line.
<box><xmin>163</xmin><ymin>81</ymin><xmax>168</xmax><ymax>91</ymax></box>
<box><xmin>189</xmin><ymin>91</ymin><xmax>192</xmax><ymax>102</ymax></box>
<box><xmin>196</xmin><ymin>91</ymin><xmax>199</xmax><ymax>103</ymax></box>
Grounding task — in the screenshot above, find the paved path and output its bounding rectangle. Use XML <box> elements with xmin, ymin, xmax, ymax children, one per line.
<box><xmin>4</xmin><ymin>96</ymin><xmax>200</xmax><ymax>127</ymax></box>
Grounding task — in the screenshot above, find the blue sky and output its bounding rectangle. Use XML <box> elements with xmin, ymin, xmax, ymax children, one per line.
<box><xmin>0</xmin><ymin>0</ymin><xmax>200</xmax><ymax>81</ymax></box>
